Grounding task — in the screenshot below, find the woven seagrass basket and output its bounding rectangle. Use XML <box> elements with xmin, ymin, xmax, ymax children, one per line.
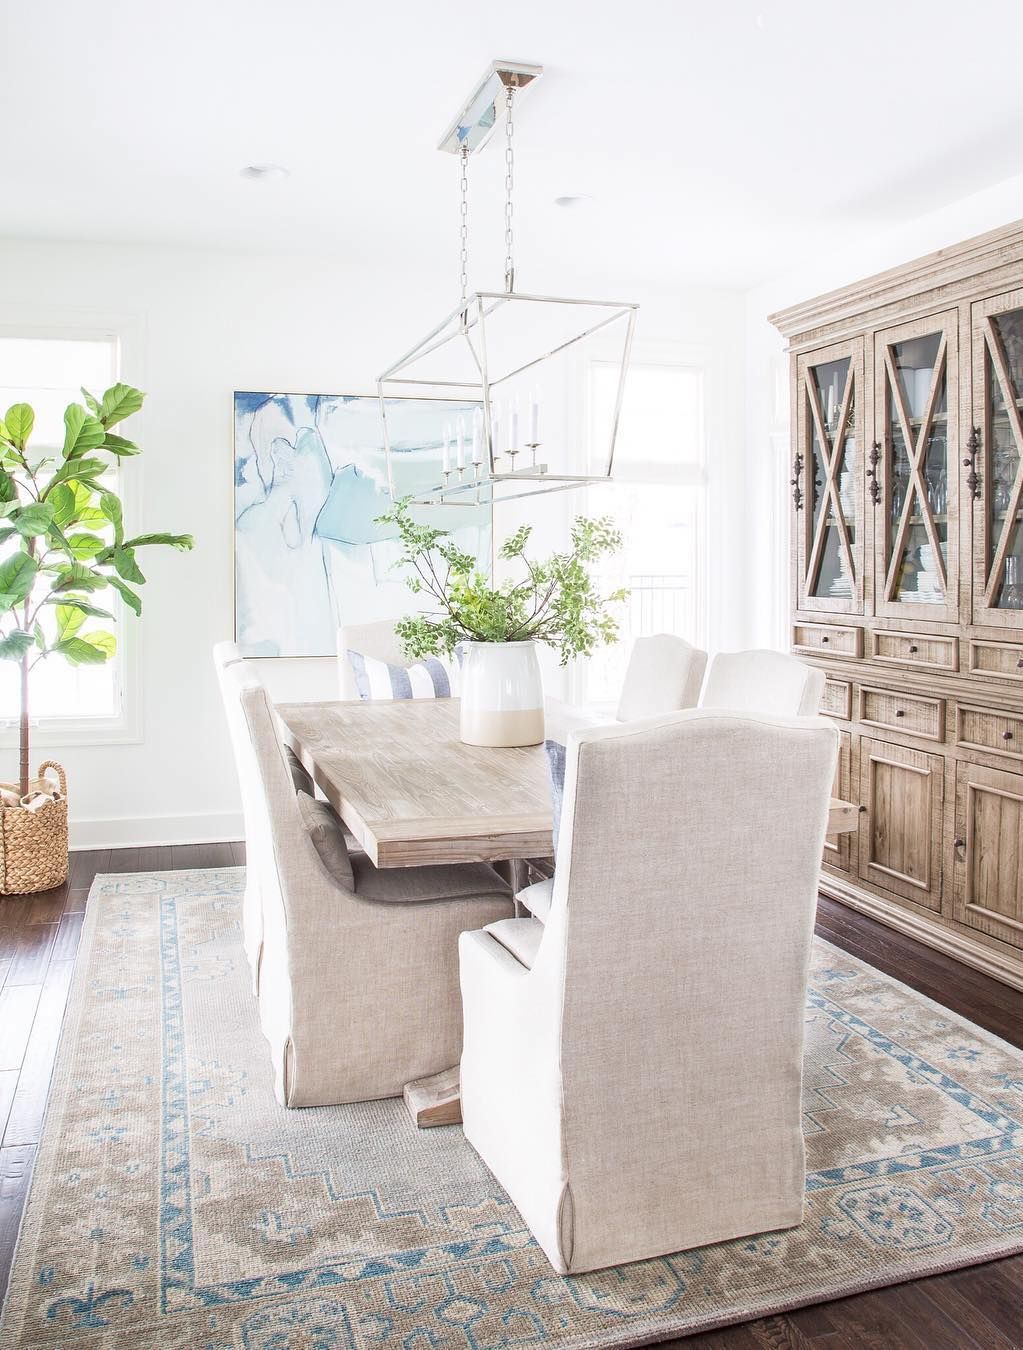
<box><xmin>0</xmin><ymin>761</ymin><xmax>69</xmax><ymax>895</ymax></box>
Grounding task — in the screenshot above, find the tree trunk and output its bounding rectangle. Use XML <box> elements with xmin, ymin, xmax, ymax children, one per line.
<box><xmin>19</xmin><ymin>650</ymin><xmax>29</xmax><ymax>797</ymax></box>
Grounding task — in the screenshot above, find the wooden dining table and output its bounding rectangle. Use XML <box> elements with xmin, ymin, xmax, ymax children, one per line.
<box><xmin>276</xmin><ymin>697</ymin><xmax>859</xmax><ymax>1127</ymax></box>
<box><xmin>275</xmin><ymin>697</ymin><xmax>860</xmax><ymax>870</ymax></box>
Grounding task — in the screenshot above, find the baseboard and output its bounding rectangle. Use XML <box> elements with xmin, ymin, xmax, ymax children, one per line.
<box><xmin>69</xmin><ymin>811</ymin><xmax>244</xmax><ymax>851</ymax></box>
<box><xmin>820</xmin><ymin>871</ymin><xmax>1023</xmax><ymax>993</ymax></box>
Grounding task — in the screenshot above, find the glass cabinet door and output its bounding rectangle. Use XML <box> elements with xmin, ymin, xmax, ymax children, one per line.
<box><xmin>794</xmin><ymin>339</ymin><xmax>863</xmax><ymax>614</ymax></box>
<box><xmin>873</xmin><ymin>312</ymin><xmax>959</xmax><ymax>622</ymax></box>
<box><xmin>972</xmin><ymin>290</ymin><xmax>1023</xmax><ymax>627</ymax></box>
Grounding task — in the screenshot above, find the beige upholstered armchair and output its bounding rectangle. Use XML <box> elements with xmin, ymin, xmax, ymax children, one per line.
<box><xmin>700</xmin><ymin>648</ymin><xmax>825</xmax><ymax>716</ymax></box>
<box><xmin>616</xmin><ymin>633</ymin><xmax>707</xmax><ymax>721</ymax></box>
<box><xmin>221</xmin><ymin>660</ymin><xmax>513</xmax><ymax>1106</ymax></box>
<box><xmin>459</xmin><ymin>709</ymin><xmax>838</xmax><ymax>1273</ymax></box>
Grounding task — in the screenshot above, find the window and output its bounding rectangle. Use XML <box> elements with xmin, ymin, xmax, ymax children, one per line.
<box><xmin>577</xmin><ymin>358</ymin><xmax>707</xmax><ymax>705</ymax></box>
<box><xmin>0</xmin><ymin>335</ymin><xmax>120</xmax><ymax>721</ymax></box>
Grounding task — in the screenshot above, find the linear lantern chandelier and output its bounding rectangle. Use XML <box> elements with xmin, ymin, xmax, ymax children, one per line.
<box><xmin>378</xmin><ymin>60</ymin><xmax>639</xmax><ymax>506</ymax></box>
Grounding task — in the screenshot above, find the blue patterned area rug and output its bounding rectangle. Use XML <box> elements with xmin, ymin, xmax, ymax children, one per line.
<box><xmin>2</xmin><ymin>868</ymin><xmax>1023</xmax><ymax>1348</ymax></box>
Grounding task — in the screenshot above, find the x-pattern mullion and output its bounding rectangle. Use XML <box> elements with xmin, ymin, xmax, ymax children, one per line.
<box><xmin>882</xmin><ymin>338</ymin><xmax>948</xmax><ymax>601</ymax></box>
<box><xmin>804</xmin><ymin>369</ymin><xmax>855</xmax><ymax>595</ymax></box>
<box><xmin>983</xmin><ymin>319</ymin><xmax>1023</xmax><ymax>607</ymax></box>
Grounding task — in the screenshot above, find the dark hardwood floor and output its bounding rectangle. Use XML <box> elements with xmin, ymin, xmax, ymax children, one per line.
<box><xmin>0</xmin><ymin>846</ymin><xmax>1020</xmax><ymax>1347</ymax></box>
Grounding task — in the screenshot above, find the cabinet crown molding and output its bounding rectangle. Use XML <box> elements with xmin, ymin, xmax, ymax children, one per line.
<box><xmin>770</xmin><ymin>215</ymin><xmax>1023</xmax><ymax>344</ymax></box>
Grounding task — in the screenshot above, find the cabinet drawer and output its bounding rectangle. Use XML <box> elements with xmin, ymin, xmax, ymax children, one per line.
<box><xmin>792</xmin><ymin>623</ymin><xmax>863</xmax><ymax>658</ymax></box>
<box><xmin>820</xmin><ymin>679</ymin><xmax>852</xmax><ymax>720</ymax></box>
<box><xmin>871</xmin><ymin>629</ymin><xmax>958</xmax><ymax>672</ymax></box>
<box><xmin>968</xmin><ymin>639</ymin><xmax>1023</xmax><ymax>682</ymax></box>
<box><xmin>858</xmin><ymin>686</ymin><xmax>945</xmax><ymax>741</ymax></box>
<box><xmin>955</xmin><ymin>704</ymin><xmax>1023</xmax><ymax>763</ymax></box>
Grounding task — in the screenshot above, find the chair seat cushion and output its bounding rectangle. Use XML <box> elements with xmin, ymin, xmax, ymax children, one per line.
<box><xmin>296</xmin><ymin>791</ymin><xmax>354</xmax><ymax>890</ymax></box>
<box><xmin>517</xmin><ymin>877</ymin><xmax>553</xmax><ymax>924</ymax></box>
<box><xmin>484</xmin><ymin>917</ymin><xmax>544</xmax><ymax>970</ymax></box>
<box><xmin>351</xmin><ymin>853</ymin><xmax>510</xmax><ymax>904</ymax></box>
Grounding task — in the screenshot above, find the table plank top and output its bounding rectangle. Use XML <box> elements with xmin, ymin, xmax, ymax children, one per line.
<box><xmin>276</xmin><ymin>698</ymin><xmax>554</xmax><ymax>867</ymax></box>
<box><xmin>276</xmin><ymin>698</ymin><xmax>859</xmax><ymax>868</ymax></box>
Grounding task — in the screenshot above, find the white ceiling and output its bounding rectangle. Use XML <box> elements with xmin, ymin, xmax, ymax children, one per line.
<box><xmin>5</xmin><ymin>0</ymin><xmax>1023</xmax><ymax>289</ymax></box>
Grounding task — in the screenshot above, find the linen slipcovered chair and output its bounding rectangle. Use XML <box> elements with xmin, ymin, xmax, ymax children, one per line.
<box><xmin>215</xmin><ymin>642</ymin><xmax>317</xmax><ymax>992</ymax></box>
<box><xmin>615</xmin><ymin>633</ymin><xmax>708</xmax><ymax>722</ymax></box>
<box><xmin>337</xmin><ymin>621</ymin><xmax>405</xmax><ymax>700</ymax></box>
<box><xmin>223</xmin><ymin>660</ymin><xmax>513</xmax><ymax>1106</ymax></box>
<box><xmin>213</xmin><ymin>641</ymin><xmax>268</xmax><ymax>991</ymax></box>
<box><xmin>459</xmin><ymin>709</ymin><xmax>838</xmax><ymax>1273</ymax></box>
<box><xmin>700</xmin><ymin>648</ymin><xmax>825</xmax><ymax>717</ymax></box>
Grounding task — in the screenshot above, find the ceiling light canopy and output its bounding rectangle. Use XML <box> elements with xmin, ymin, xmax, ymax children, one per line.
<box><xmin>378</xmin><ymin>61</ymin><xmax>638</xmax><ymax>507</ymax></box>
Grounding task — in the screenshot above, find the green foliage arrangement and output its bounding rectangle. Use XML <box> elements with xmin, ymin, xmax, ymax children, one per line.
<box><xmin>0</xmin><ymin>384</ymin><xmax>193</xmax><ymax>794</ymax></box>
<box><xmin>377</xmin><ymin>497</ymin><xmax>627</xmax><ymax>665</ymax></box>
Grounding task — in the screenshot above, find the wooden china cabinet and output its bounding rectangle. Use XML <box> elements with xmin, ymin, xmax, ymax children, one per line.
<box><xmin>772</xmin><ymin>219</ymin><xmax>1023</xmax><ymax>991</ymax></box>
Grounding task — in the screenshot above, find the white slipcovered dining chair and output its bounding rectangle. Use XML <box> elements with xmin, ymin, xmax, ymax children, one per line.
<box><xmin>459</xmin><ymin>709</ymin><xmax>838</xmax><ymax>1274</ymax></box>
<box><xmin>616</xmin><ymin>633</ymin><xmax>707</xmax><ymax>721</ymax></box>
<box><xmin>222</xmin><ymin>660</ymin><xmax>513</xmax><ymax>1106</ymax></box>
<box><xmin>214</xmin><ymin>641</ymin><xmax>317</xmax><ymax>992</ymax></box>
<box><xmin>337</xmin><ymin>621</ymin><xmax>405</xmax><ymax>700</ymax></box>
<box><xmin>699</xmin><ymin>648</ymin><xmax>825</xmax><ymax>717</ymax></box>
<box><xmin>214</xmin><ymin>641</ymin><xmax>268</xmax><ymax>991</ymax></box>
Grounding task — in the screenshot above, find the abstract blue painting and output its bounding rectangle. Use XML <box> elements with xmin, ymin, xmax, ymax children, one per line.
<box><xmin>233</xmin><ymin>393</ymin><xmax>491</xmax><ymax>657</ymax></box>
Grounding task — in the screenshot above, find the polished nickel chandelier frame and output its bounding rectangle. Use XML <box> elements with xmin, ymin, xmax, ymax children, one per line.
<box><xmin>378</xmin><ymin>61</ymin><xmax>639</xmax><ymax>507</ymax></box>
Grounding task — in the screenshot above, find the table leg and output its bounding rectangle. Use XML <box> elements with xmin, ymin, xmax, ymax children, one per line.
<box><xmin>403</xmin><ymin>1066</ymin><xmax>462</xmax><ymax>1128</ymax></box>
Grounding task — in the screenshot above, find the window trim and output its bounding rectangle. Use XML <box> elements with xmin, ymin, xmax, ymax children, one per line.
<box><xmin>568</xmin><ymin>341</ymin><xmax>711</xmax><ymax>706</ymax></box>
<box><xmin>0</xmin><ymin>313</ymin><xmax>145</xmax><ymax>747</ymax></box>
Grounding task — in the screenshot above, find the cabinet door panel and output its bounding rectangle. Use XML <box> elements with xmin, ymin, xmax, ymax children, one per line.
<box><xmin>857</xmin><ymin>736</ymin><xmax>943</xmax><ymax>908</ymax></box>
<box><xmin>795</xmin><ymin>339</ymin><xmax>864</xmax><ymax>614</ymax></box>
<box><xmin>823</xmin><ymin>730</ymin><xmax>853</xmax><ymax>873</ymax></box>
<box><xmin>954</xmin><ymin>762</ymin><xmax>1023</xmax><ymax>949</ymax></box>
<box><xmin>971</xmin><ymin>290</ymin><xmax>1023</xmax><ymax>627</ymax></box>
<box><xmin>873</xmin><ymin>312</ymin><xmax>959</xmax><ymax>622</ymax></box>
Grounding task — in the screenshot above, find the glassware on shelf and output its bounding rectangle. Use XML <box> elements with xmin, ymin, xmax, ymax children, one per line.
<box><xmin>1002</xmin><ymin>554</ymin><xmax>1023</xmax><ymax>609</ymax></box>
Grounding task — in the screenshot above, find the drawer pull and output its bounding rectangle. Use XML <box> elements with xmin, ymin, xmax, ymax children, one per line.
<box><xmin>1004</xmin><ymin>730</ymin><xmax>1015</xmax><ymax>741</ymax></box>
<box><xmin>908</xmin><ymin>644</ymin><xmax>919</xmax><ymax>654</ymax></box>
<box><xmin>1017</xmin><ymin>658</ymin><xmax>1023</xmax><ymax>669</ymax></box>
<box><xmin>821</xmin><ymin>635</ymin><xmax>829</xmax><ymax>644</ymax></box>
<box><xmin>895</xmin><ymin>709</ymin><xmax>905</xmax><ymax>718</ymax></box>
<box><xmin>858</xmin><ymin>804</ymin><xmax>867</xmax><ymax>813</ymax></box>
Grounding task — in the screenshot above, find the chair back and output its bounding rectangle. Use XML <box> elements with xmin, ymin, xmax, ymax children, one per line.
<box><xmin>615</xmin><ymin>633</ymin><xmax>707</xmax><ymax>721</ymax></box>
<box><xmin>337</xmin><ymin>621</ymin><xmax>406</xmax><ymax>699</ymax></box>
<box><xmin>700</xmin><ymin>648</ymin><xmax>824</xmax><ymax>716</ymax></box>
<box><xmin>544</xmin><ymin>709</ymin><xmax>837</xmax><ymax>1264</ymax></box>
<box><xmin>213</xmin><ymin>639</ymin><xmax>244</xmax><ymax>670</ymax></box>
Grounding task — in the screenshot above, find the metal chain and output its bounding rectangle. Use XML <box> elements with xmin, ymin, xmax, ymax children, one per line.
<box><xmin>503</xmin><ymin>83</ymin><xmax>515</xmax><ymax>293</ymax></box>
<box><xmin>458</xmin><ymin>143</ymin><xmax>469</xmax><ymax>305</ymax></box>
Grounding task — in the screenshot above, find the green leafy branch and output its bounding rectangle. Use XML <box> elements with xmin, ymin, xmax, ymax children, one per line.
<box><xmin>376</xmin><ymin>497</ymin><xmax>627</xmax><ymax>667</ymax></box>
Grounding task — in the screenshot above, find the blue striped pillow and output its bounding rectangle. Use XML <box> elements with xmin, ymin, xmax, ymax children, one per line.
<box><xmin>347</xmin><ymin>649</ymin><xmax>459</xmax><ymax>701</ymax></box>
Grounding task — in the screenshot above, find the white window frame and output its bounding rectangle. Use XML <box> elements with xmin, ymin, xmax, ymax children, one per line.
<box><xmin>0</xmin><ymin>311</ymin><xmax>145</xmax><ymax>748</ymax></box>
<box><xmin>568</xmin><ymin>339</ymin><xmax>711</xmax><ymax>707</ymax></box>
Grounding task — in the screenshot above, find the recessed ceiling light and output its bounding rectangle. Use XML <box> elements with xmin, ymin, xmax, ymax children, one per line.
<box><xmin>554</xmin><ymin>194</ymin><xmax>594</xmax><ymax>209</ymax></box>
<box><xmin>240</xmin><ymin>163</ymin><xmax>290</xmax><ymax>181</ymax></box>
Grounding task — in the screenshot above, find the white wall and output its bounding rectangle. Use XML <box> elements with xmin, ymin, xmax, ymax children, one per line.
<box><xmin>0</xmin><ymin>237</ymin><xmax>745</xmax><ymax>847</ymax></box>
<box><xmin>742</xmin><ymin>170</ymin><xmax>1023</xmax><ymax>650</ymax></box>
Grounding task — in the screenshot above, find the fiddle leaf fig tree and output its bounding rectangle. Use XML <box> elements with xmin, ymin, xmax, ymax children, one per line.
<box><xmin>0</xmin><ymin>385</ymin><xmax>193</xmax><ymax>795</ymax></box>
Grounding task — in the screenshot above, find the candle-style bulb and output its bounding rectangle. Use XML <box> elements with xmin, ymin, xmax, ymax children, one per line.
<box><xmin>529</xmin><ymin>388</ymin><xmax>540</xmax><ymax>444</ymax></box>
<box><xmin>456</xmin><ymin>416</ymin><xmax>466</xmax><ymax>470</ymax></box>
